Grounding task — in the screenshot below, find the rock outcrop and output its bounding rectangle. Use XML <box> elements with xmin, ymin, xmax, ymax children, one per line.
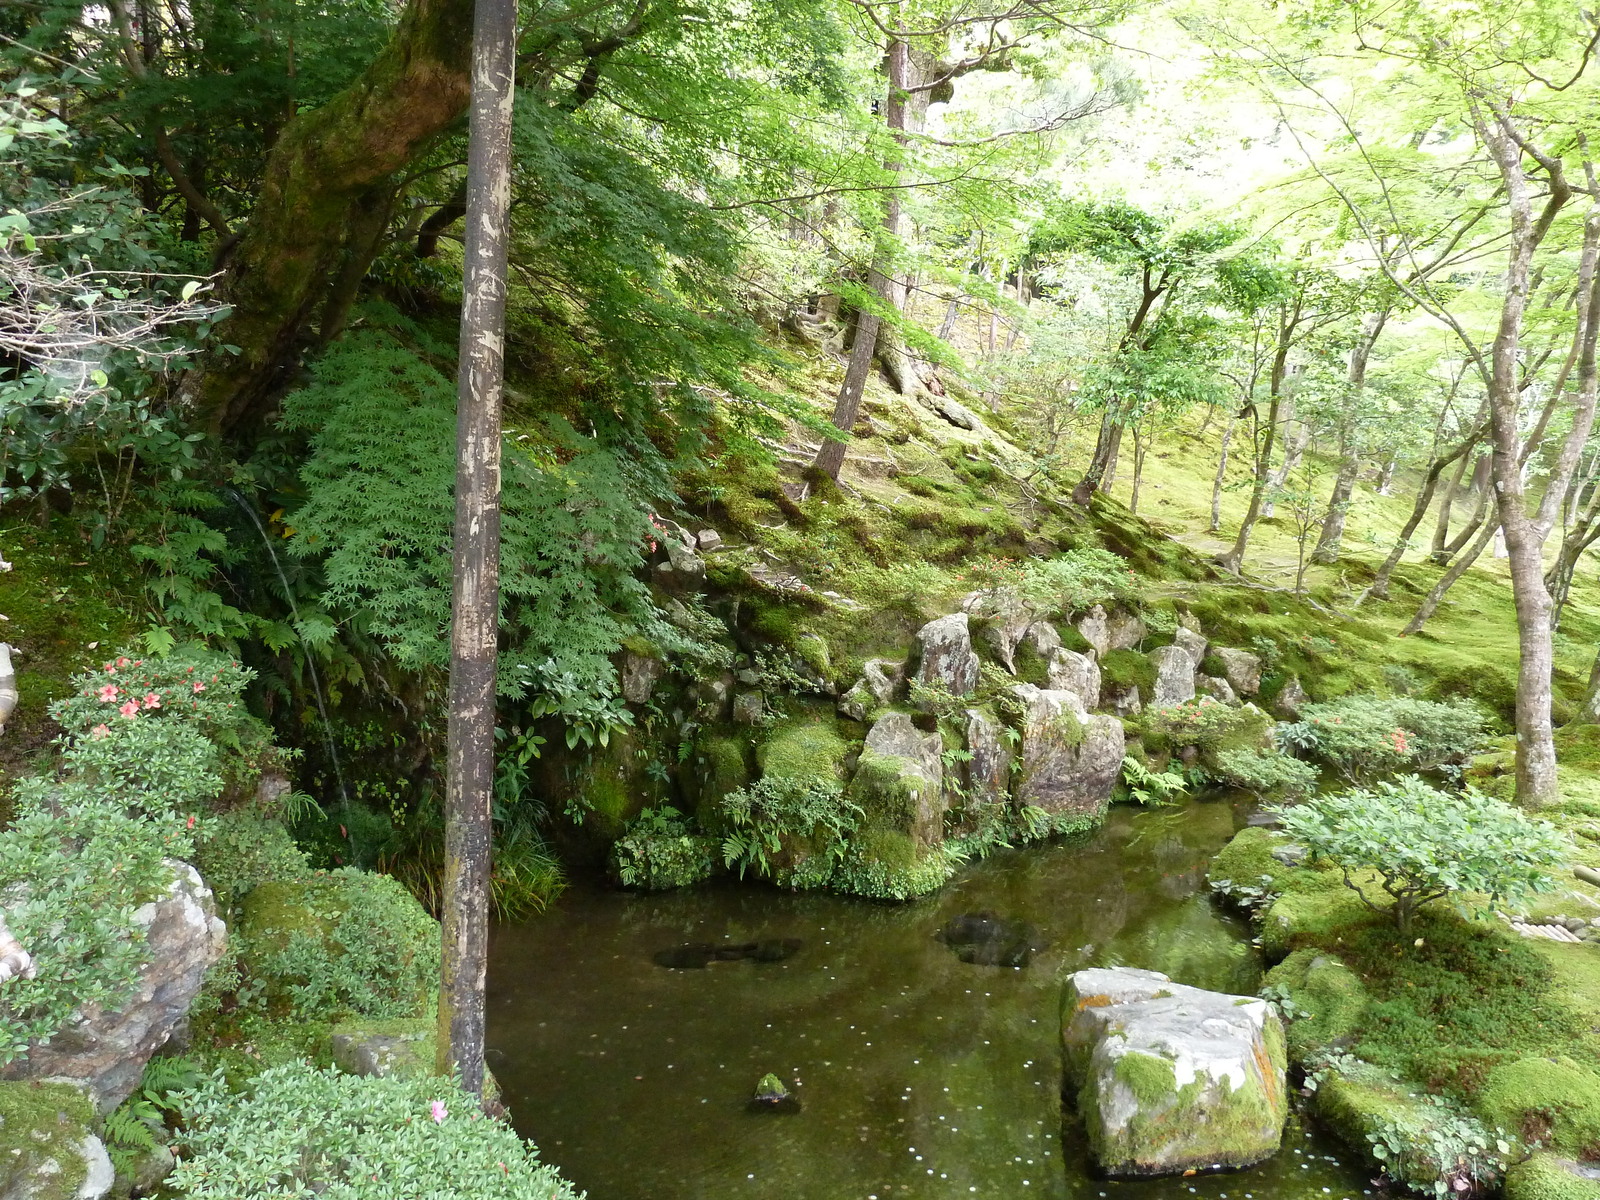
<box><xmin>1062</xmin><ymin>966</ymin><xmax>1288</xmax><ymax>1177</ymax></box>
<box><xmin>1173</xmin><ymin>625</ymin><xmax>1208</xmax><ymax>665</ymax></box>
<box><xmin>1196</xmin><ymin>674</ymin><xmax>1238</xmax><ymax>705</ymax></box>
<box><xmin>965</xmin><ymin>589</ymin><xmax>1034</xmax><ymax>672</ymax></box>
<box><xmin>962</xmin><ymin>708</ymin><xmax>1011</xmax><ymax>809</ymax></box>
<box><xmin>4</xmin><ymin>861</ymin><xmax>226</xmax><ymax>1114</ymax></box>
<box><xmin>1076</xmin><ymin>605</ymin><xmax>1111</xmax><ymax>657</ymax></box>
<box><xmin>839</xmin><ymin>658</ymin><xmax>906</xmax><ymax>719</ymax></box>
<box><xmin>848</xmin><ymin>712</ymin><xmax>946</xmax><ymax>845</ymax></box>
<box><xmin>913</xmin><ymin>613</ymin><xmax>980</xmax><ymax>698</ymax></box>
<box><xmin>1105</xmin><ymin>611</ymin><xmax>1146</xmax><ymax>652</ymax></box>
<box><xmin>1148</xmin><ymin>645</ymin><xmax>1197</xmax><ymax>707</ymax></box>
<box><xmin>1046</xmin><ymin>648</ymin><xmax>1101</xmax><ymax>708</ymax></box>
<box><xmin>1012</xmin><ymin>686</ymin><xmax>1124</xmax><ymax>822</ymax></box>
<box><xmin>1211</xmin><ymin>647</ymin><xmax>1262</xmax><ymax>697</ymax></box>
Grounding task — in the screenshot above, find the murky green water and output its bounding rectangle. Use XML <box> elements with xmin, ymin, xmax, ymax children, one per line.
<box><xmin>487</xmin><ymin>797</ymin><xmax>1375</xmax><ymax>1200</ymax></box>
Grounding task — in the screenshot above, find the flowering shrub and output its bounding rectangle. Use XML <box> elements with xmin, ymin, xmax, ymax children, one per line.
<box><xmin>52</xmin><ymin>646</ymin><xmax>256</xmax><ymax>745</ymax></box>
<box><xmin>1280</xmin><ymin>695</ymin><xmax>1487</xmax><ymax>781</ymax></box>
<box><xmin>170</xmin><ymin>1063</ymin><xmax>581</xmax><ymax>1199</ymax></box>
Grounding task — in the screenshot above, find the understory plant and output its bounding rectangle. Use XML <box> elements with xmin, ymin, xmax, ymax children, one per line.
<box><xmin>1279</xmin><ymin>696</ymin><xmax>1487</xmax><ymax>781</ymax></box>
<box><xmin>1211</xmin><ymin>745</ymin><xmax>1319</xmax><ymax>798</ymax></box>
<box><xmin>169</xmin><ymin>1062</ymin><xmax>581</xmax><ymax>1199</ymax></box>
<box><xmin>719</xmin><ymin>775</ymin><xmax>861</xmax><ymax>878</ymax></box>
<box><xmin>612</xmin><ymin>805</ymin><xmax>720</xmax><ymax>889</ymax></box>
<box><xmin>1269</xmin><ymin>777</ymin><xmax>1567</xmax><ymax>934</ymax></box>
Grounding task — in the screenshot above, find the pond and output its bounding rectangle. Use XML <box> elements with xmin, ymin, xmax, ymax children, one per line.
<box><xmin>486</xmin><ymin>797</ymin><xmax>1375</xmax><ymax>1200</ymax></box>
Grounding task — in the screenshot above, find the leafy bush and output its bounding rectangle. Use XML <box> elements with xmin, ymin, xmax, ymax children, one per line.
<box><xmin>52</xmin><ymin>647</ymin><xmax>257</xmax><ymax>745</ymax></box>
<box><xmin>61</xmin><ymin>717</ymin><xmax>223</xmax><ymax>817</ymax></box>
<box><xmin>1018</xmin><ymin>548</ymin><xmax>1142</xmax><ymax>615</ymax></box>
<box><xmin>195</xmin><ymin>811</ymin><xmax>309</xmax><ymax>913</ymax></box>
<box><xmin>169</xmin><ymin>1062</ymin><xmax>581</xmax><ymax>1199</ymax></box>
<box><xmin>238</xmin><ymin>869</ymin><xmax>440</xmax><ymax>1022</ymax></box>
<box><xmin>1212</xmin><ymin>746</ymin><xmax>1319</xmax><ymax>798</ymax></box>
<box><xmin>612</xmin><ymin>806</ymin><xmax>720</xmax><ymax>890</ymax></box>
<box><xmin>0</xmin><ymin>785</ymin><xmax>187</xmax><ymax>1065</ymax></box>
<box><xmin>1280</xmin><ymin>695</ymin><xmax>1487</xmax><ymax>781</ymax></box>
<box><xmin>1270</xmin><ymin>778</ymin><xmax>1568</xmax><ymax>934</ymax></box>
<box><xmin>719</xmin><ymin>776</ymin><xmax>861</xmax><ymax>879</ymax></box>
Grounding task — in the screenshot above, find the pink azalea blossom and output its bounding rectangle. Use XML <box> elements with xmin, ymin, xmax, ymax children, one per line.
<box><xmin>118</xmin><ymin>700</ymin><xmax>139</xmax><ymax>719</ymax></box>
<box><xmin>142</xmin><ymin>692</ymin><xmax>161</xmax><ymax>710</ymax></box>
<box><xmin>193</xmin><ymin>681</ymin><xmax>206</xmax><ymax>693</ymax></box>
<box><xmin>90</xmin><ymin>724</ymin><xmax>111</xmax><ymax>740</ymax></box>
<box><xmin>430</xmin><ymin>1100</ymin><xmax>448</xmax><ymax>1124</ymax></box>
<box><xmin>97</xmin><ymin>684</ymin><xmax>119</xmax><ymax>702</ymax></box>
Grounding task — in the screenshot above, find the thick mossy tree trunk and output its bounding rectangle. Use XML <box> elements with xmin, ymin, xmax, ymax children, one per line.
<box><xmin>184</xmin><ymin>0</ymin><xmax>475</xmax><ymax>441</ymax></box>
<box><xmin>438</xmin><ymin>0</ymin><xmax>517</xmax><ymax>1100</ymax></box>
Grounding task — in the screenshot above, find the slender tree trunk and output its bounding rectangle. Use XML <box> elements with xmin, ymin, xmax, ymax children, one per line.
<box><xmin>1128</xmin><ymin>425</ymin><xmax>1146</xmax><ymax>514</ymax></box>
<box><xmin>1360</xmin><ymin>424</ymin><xmax>1483</xmax><ymax>603</ymax></box>
<box><xmin>1218</xmin><ymin>307</ymin><xmax>1297</xmax><ymax>573</ymax></box>
<box><xmin>1547</xmin><ymin>480</ymin><xmax>1600</xmax><ymax>626</ymax></box>
<box><xmin>183</xmin><ymin>0</ymin><xmax>475</xmax><ymax>440</ymax></box>
<box><xmin>438</xmin><ymin>0</ymin><xmax>516</xmax><ymax>1099</ymax></box>
<box><xmin>1210</xmin><ymin>409</ymin><xmax>1239</xmax><ymax>533</ymax></box>
<box><xmin>1313</xmin><ymin>311</ymin><xmax>1387</xmax><ymax>563</ymax></box>
<box><xmin>814</xmin><ymin>39</ymin><xmax>908</xmax><ymax>480</ymax></box>
<box><xmin>1573</xmin><ymin>648</ymin><xmax>1600</xmax><ymax>725</ymax></box>
<box><xmin>1429</xmin><ymin>450</ymin><xmax>1473</xmax><ymax>560</ymax></box>
<box><xmin>1436</xmin><ymin>475</ymin><xmax>1492</xmax><ymax>564</ymax></box>
<box><xmin>1401</xmin><ymin>518</ymin><xmax>1497</xmax><ymax>635</ymax></box>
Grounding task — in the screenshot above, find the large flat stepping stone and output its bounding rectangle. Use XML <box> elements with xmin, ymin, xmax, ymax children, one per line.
<box><xmin>1062</xmin><ymin>966</ymin><xmax>1288</xmax><ymax>1177</ymax></box>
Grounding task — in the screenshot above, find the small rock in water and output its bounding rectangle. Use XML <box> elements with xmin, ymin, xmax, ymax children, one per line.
<box><xmin>935</xmin><ymin>912</ymin><xmax>1046</xmax><ymax>968</ymax></box>
<box><xmin>653</xmin><ymin>938</ymin><xmax>802</xmax><ymax>969</ymax></box>
<box><xmin>748</xmin><ymin>1072</ymin><xmax>801</xmax><ymax>1114</ymax></box>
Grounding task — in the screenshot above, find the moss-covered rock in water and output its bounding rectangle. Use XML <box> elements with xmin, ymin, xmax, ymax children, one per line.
<box><xmin>1012</xmin><ymin>685</ymin><xmax>1123</xmax><ymax>824</ymax></box>
<box><xmin>237</xmin><ymin>869</ymin><xmax>440</xmax><ymax>1023</ymax></box>
<box><xmin>0</xmin><ymin>1081</ymin><xmax>112</xmax><ymax>1200</ymax></box>
<box><xmin>829</xmin><ymin>829</ymin><xmax>957</xmax><ymax>901</ymax></box>
<box><xmin>1479</xmin><ymin>1057</ymin><xmax>1600</xmax><ymax>1157</ymax></box>
<box><xmin>1312</xmin><ymin>1059</ymin><xmax>1510</xmax><ymax>1196</ymax></box>
<box><xmin>1206</xmin><ymin>827</ymin><xmax>1378</xmax><ymax>960</ymax></box>
<box><xmin>1061</xmin><ymin>967</ymin><xmax>1287</xmax><ymax>1177</ymax></box>
<box><xmin>845</xmin><ymin>712</ymin><xmax>944</xmax><ymax>846</ymax></box>
<box><xmin>1505</xmin><ymin>1154</ymin><xmax>1600</xmax><ymax>1200</ymax></box>
<box><xmin>682</xmin><ymin>732</ymin><xmax>751</xmax><ymax>832</ymax></box>
<box><xmin>1262</xmin><ymin>950</ymin><xmax>1368</xmax><ymax>1060</ymax></box>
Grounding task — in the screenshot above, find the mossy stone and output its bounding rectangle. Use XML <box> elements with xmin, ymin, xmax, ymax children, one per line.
<box><xmin>1505</xmin><ymin>1154</ymin><xmax>1600</xmax><ymax>1200</ymax></box>
<box><xmin>1479</xmin><ymin>1057</ymin><xmax>1600</xmax><ymax>1156</ymax></box>
<box><xmin>1100</xmin><ymin>648</ymin><xmax>1157</xmax><ymax>693</ymax></box>
<box><xmin>0</xmin><ymin>1081</ymin><xmax>99</xmax><ymax>1200</ymax></box>
<box><xmin>686</xmin><ymin>732</ymin><xmax>752</xmax><ymax>832</ymax></box>
<box><xmin>1262</xmin><ymin>950</ymin><xmax>1369</xmax><ymax>1059</ymax></box>
<box><xmin>757</xmin><ymin>721</ymin><xmax>850</xmax><ymax>787</ymax></box>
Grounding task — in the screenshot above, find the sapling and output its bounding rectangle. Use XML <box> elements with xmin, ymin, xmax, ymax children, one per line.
<box><xmin>1270</xmin><ymin>777</ymin><xmax>1568</xmax><ymax>935</ymax></box>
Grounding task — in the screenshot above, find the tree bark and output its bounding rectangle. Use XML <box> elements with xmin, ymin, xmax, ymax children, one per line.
<box><xmin>1209</xmin><ymin>408</ymin><xmax>1239</xmax><ymax>533</ymax></box>
<box><xmin>1312</xmin><ymin>310</ymin><xmax>1387</xmax><ymax>563</ymax></box>
<box><xmin>1360</xmin><ymin>419</ymin><xmax>1483</xmax><ymax>603</ymax></box>
<box><xmin>182</xmin><ymin>0</ymin><xmax>475</xmax><ymax>441</ymax></box>
<box><xmin>438</xmin><ymin>0</ymin><xmax>516</xmax><ymax>1100</ymax></box>
<box><xmin>813</xmin><ymin>38</ymin><xmax>909</xmax><ymax>480</ymax></box>
<box><xmin>1429</xmin><ymin>449</ymin><xmax>1473</xmax><ymax>560</ymax></box>
<box><xmin>1217</xmin><ymin>299</ymin><xmax>1299</xmax><ymax>573</ymax></box>
<box><xmin>1400</xmin><ymin>518</ymin><xmax>1497</xmax><ymax>635</ymax></box>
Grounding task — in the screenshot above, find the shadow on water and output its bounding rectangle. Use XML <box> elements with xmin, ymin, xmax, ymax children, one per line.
<box><xmin>487</xmin><ymin>795</ymin><xmax>1375</xmax><ymax>1200</ymax></box>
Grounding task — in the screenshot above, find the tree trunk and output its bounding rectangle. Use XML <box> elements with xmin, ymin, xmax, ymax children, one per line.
<box><xmin>183</xmin><ymin>0</ymin><xmax>475</xmax><ymax>441</ymax></box>
<box><xmin>1217</xmin><ymin>307</ymin><xmax>1297</xmax><ymax>574</ymax></box>
<box><xmin>1313</xmin><ymin>311</ymin><xmax>1387</xmax><ymax>564</ymax></box>
<box><xmin>1400</xmin><ymin>518</ymin><xmax>1496</xmax><ymax>635</ymax></box>
<box><xmin>1209</xmin><ymin>409</ymin><xmax>1239</xmax><ymax>533</ymax></box>
<box><xmin>438</xmin><ymin>0</ymin><xmax>516</xmax><ymax>1100</ymax></box>
<box><xmin>1573</xmin><ymin>647</ymin><xmax>1600</xmax><ymax>724</ymax></box>
<box><xmin>1429</xmin><ymin>450</ymin><xmax>1473</xmax><ymax>560</ymax></box>
<box><xmin>1360</xmin><ymin>423</ymin><xmax>1483</xmax><ymax>603</ymax></box>
<box><xmin>813</xmin><ymin>38</ymin><xmax>910</xmax><ymax>480</ymax></box>
<box><xmin>1128</xmin><ymin>425</ymin><xmax>1147</xmax><ymax>514</ymax></box>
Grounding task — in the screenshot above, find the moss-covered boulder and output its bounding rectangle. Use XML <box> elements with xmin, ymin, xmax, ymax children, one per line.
<box><xmin>757</xmin><ymin>720</ymin><xmax>850</xmax><ymax>787</ymax></box>
<box><xmin>1312</xmin><ymin>1058</ymin><xmax>1509</xmax><ymax>1196</ymax></box>
<box><xmin>1479</xmin><ymin>1057</ymin><xmax>1600</xmax><ymax>1157</ymax></box>
<box><xmin>1061</xmin><ymin>967</ymin><xmax>1287</xmax><ymax>1177</ymax></box>
<box><xmin>1012</xmin><ymin>685</ymin><xmax>1123</xmax><ymax>822</ymax></box>
<box><xmin>1262</xmin><ymin>950</ymin><xmax>1369</xmax><ymax>1059</ymax></box>
<box><xmin>0</xmin><ymin>1081</ymin><xmax>113</xmax><ymax>1200</ymax></box>
<box><xmin>845</xmin><ymin>712</ymin><xmax>945</xmax><ymax>847</ymax></box>
<box><xmin>1505</xmin><ymin>1154</ymin><xmax>1600</xmax><ymax>1200</ymax></box>
<box><xmin>682</xmin><ymin>732</ymin><xmax>751</xmax><ymax>832</ymax></box>
<box><xmin>912</xmin><ymin>612</ymin><xmax>980</xmax><ymax>700</ymax></box>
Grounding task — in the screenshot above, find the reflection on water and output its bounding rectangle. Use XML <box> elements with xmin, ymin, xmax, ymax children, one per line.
<box><xmin>487</xmin><ymin>797</ymin><xmax>1373</xmax><ymax>1200</ymax></box>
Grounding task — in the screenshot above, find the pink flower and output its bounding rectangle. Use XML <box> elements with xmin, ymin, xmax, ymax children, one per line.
<box><xmin>431</xmin><ymin>1100</ymin><xmax>448</xmax><ymax>1124</ymax></box>
<box><xmin>193</xmin><ymin>681</ymin><xmax>205</xmax><ymax>693</ymax></box>
<box><xmin>97</xmin><ymin>684</ymin><xmax>119</xmax><ymax>702</ymax></box>
<box><xmin>90</xmin><ymin>724</ymin><xmax>111</xmax><ymax>740</ymax></box>
<box><xmin>116</xmin><ymin>656</ymin><xmax>130</xmax><ymax>669</ymax></box>
<box><xmin>142</xmin><ymin>692</ymin><xmax>161</xmax><ymax>710</ymax></box>
<box><xmin>118</xmin><ymin>700</ymin><xmax>139</xmax><ymax>719</ymax></box>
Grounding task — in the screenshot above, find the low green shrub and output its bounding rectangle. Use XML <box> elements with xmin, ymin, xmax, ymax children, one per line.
<box><xmin>237</xmin><ymin>869</ymin><xmax>440</xmax><ymax>1023</ymax></box>
<box><xmin>170</xmin><ymin>1062</ymin><xmax>581</xmax><ymax>1199</ymax></box>
<box><xmin>612</xmin><ymin>805</ymin><xmax>720</xmax><ymax>890</ymax></box>
<box><xmin>0</xmin><ymin>785</ymin><xmax>185</xmax><ymax>1066</ymax></box>
<box><xmin>1280</xmin><ymin>695</ymin><xmax>1487</xmax><ymax>780</ymax></box>
<box><xmin>829</xmin><ymin>832</ymin><xmax>963</xmax><ymax>900</ymax></box>
<box><xmin>1212</xmin><ymin>746</ymin><xmax>1318</xmax><ymax>798</ymax></box>
<box><xmin>719</xmin><ymin>775</ymin><xmax>860</xmax><ymax>879</ymax></box>
<box><xmin>61</xmin><ymin>717</ymin><xmax>223</xmax><ymax>817</ymax></box>
<box><xmin>1018</xmin><ymin>548</ymin><xmax>1142</xmax><ymax>615</ymax></box>
<box><xmin>195</xmin><ymin>811</ymin><xmax>309</xmax><ymax>914</ymax></box>
<box><xmin>1270</xmin><ymin>777</ymin><xmax>1568</xmax><ymax>934</ymax></box>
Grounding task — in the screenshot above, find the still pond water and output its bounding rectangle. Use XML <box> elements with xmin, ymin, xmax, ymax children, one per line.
<box><xmin>487</xmin><ymin>797</ymin><xmax>1375</xmax><ymax>1200</ymax></box>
